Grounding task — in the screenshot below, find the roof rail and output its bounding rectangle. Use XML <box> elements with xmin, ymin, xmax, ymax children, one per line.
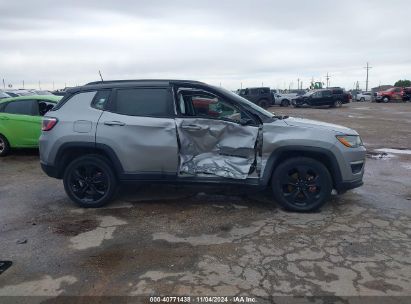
<box><xmin>85</xmin><ymin>79</ymin><xmax>204</xmax><ymax>86</ymax></box>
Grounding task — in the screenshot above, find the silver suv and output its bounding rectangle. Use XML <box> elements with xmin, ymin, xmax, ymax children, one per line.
<box><xmin>40</xmin><ymin>80</ymin><xmax>366</xmax><ymax>211</ymax></box>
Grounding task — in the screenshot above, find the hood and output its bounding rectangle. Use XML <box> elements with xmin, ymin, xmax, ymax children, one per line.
<box><xmin>284</xmin><ymin>117</ymin><xmax>358</xmax><ymax>135</ymax></box>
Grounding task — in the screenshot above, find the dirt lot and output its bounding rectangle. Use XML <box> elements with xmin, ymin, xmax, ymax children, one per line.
<box><xmin>1</xmin><ymin>102</ymin><xmax>411</xmax><ymax>303</ymax></box>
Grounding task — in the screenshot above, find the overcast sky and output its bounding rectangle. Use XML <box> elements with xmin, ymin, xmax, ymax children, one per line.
<box><xmin>0</xmin><ymin>0</ymin><xmax>410</xmax><ymax>91</ymax></box>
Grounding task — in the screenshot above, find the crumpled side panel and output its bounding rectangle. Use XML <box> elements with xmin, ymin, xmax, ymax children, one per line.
<box><xmin>176</xmin><ymin>118</ymin><xmax>259</xmax><ymax>179</ymax></box>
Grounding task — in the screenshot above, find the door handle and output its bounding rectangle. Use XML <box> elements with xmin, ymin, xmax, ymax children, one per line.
<box><xmin>181</xmin><ymin>125</ymin><xmax>201</xmax><ymax>131</ymax></box>
<box><xmin>104</xmin><ymin>121</ymin><xmax>125</xmax><ymax>126</ymax></box>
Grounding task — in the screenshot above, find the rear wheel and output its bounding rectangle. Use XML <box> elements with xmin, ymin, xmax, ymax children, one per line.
<box><xmin>281</xmin><ymin>99</ymin><xmax>290</xmax><ymax>107</ymax></box>
<box><xmin>383</xmin><ymin>96</ymin><xmax>390</xmax><ymax>103</ymax></box>
<box><xmin>258</xmin><ymin>99</ymin><xmax>269</xmax><ymax>108</ymax></box>
<box><xmin>63</xmin><ymin>155</ymin><xmax>118</xmax><ymax>208</ymax></box>
<box><xmin>0</xmin><ymin>134</ymin><xmax>10</xmax><ymax>157</ymax></box>
<box><xmin>360</xmin><ymin>97</ymin><xmax>365</xmax><ymax>102</ymax></box>
<box><xmin>331</xmin><ymin>100</ymin><xmax>342</xmax><ymax>108</ymax></box>
<box><xmin>271</xmin><ymin>157</ymin><xmax>332</xmax><ymax>212</ymax></box>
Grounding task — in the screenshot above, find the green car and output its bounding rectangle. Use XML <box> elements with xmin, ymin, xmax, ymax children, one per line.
<box><xmin>0</xmin><ymin>95</ymin><xmax>62</xmax><ymax>156</ymax></box>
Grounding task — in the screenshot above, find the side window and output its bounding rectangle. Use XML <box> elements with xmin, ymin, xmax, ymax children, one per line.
<box><xmin>3</xmin><ymin>100</ymin><xmax>35</xmax><ymax>115</ymax></box>
<box><xmin>249</xmin><ymin>89</ymin><xmax>258</xmax><ymax>95</ymax></box>
<box><xmin>323</xmin><ymin>90</ymin><xmax>332</xmax><ymax>97</ymax></box>
<box><xmin>313</xmin><ymin>92</ymin><xmax>321</xmax><ymax>98</ymax></box>
<box><xmin>179</xmin><ymin>92</ymin><xmax>244</xmax><ymax>123</ymax></box>
<box><xmin>113</xmin><ymin>88</ymin><xmax>173</xmax><ymax>117</ymax></box>
<box><xmin>92</xmin><ymin>90</ymin><xmax>111</xmax><ymax>110</ymax></box>
<box><xmin>37</xmin><ymin>100</ymin><xmax>56</xmax><ymax>116</ymax></box>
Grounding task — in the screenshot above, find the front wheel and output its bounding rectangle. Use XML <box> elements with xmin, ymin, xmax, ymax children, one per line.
<box><xmin>271</xmin><ymin>157</ymin><xmax>332</xmax><ymax>212</ymax></box>
<box><xmin>383</xmin><ymin>96</ymin><xmax>389</xmax><ymax>103</ymax></box>
<box><xmin>63</xmin><ymin>155</ymin><xmax>118</xmax><ymax>208</ymax></box>
<box><xmin>0</xmin><ymin>134</ymin><xmax>10</xmax><ymax>157</ymax></box>
<box><xmin>258</xmin><ymin>99</ymin><xmax>269</xmax><ymax>109</ymax></box>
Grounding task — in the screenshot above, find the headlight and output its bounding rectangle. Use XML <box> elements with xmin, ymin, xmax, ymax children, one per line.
<box><xmin>336</xmin><ymin>135</ymin><xmax>363</xmax><ymax>148</ymax></box>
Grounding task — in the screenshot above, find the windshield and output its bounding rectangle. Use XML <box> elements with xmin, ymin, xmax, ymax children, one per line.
<box><xmin>214</xmin><ymin>86</ymin><xmax>275</xmax><ymax>118</ymax></box>
<box><xmin>303</xmin><ymin>91</ymin><xmax>316</xmax><ymax>96</ymax></box>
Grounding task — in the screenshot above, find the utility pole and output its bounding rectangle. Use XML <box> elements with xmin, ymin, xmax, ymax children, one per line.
<box><xmin>324</xmin><ymin>72</ymin><xmax>331</xmax><ymax>88</ymax></box>
<box><xmin>240</xmin><ymin>82</ymin><xmax>242</xmax><ymax>89</ymax></box>
<box><xmin>364</xmin><ymin>62</ymin><xmax>372</xmax><ymax>92</ymax></box>
<box><xmin>2</xmin><ymin>79</ymin><xmax>5</xmax><ymax>89</ymax></box>
<box><xmin>22</xmin><ymin>80</ymin><xmax>25</xmax><ymax>89</ymax></box>
<box><xmin>297</xmin><ymin>78</ymin><xmax>300</xmax><ymax>90</ymax></box>
<box><xmin>38</xmin><ymin>81</ymin><xmax>41</xmax><ymax>90</ymax></box>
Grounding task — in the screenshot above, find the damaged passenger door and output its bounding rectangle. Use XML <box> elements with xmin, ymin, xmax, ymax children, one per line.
<box><xmin>175</xmin><ymin>88</ymin><xmax>260</xmax><ymax>179</ymax></box>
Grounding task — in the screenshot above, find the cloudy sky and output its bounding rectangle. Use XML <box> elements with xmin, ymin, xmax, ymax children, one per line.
<box><xmin>0</xmin><ymin>0</ymin><xmax>410</xmax><ymax>91</ymax></box>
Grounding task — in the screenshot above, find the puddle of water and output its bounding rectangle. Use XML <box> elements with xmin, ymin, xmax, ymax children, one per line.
<box><xmin>348</xmin><ymin>115</ymin><xmax>366</xmax><ymax>119</ymax></box>
<box><xmin>366</xmin><ymin>151</ymin><xmax>396</xmax><ymax>160</ymax></box>
<box><xmin>375</xmin><ymin>148</ymin><xmax>411</xmax><ymax>155</ymax></box>
<box><xmin>70</xmin><ymin>216</ymin><xmax>127</xmax><ymax>250</ymax></box>
<box><xmin>402</xmin><ymin>164</ymin><xmax>411</xmax><ymax>170</ymax></box>
<box><xmin>0</xmin><ymin>275</ymin><xmax>77</xmax><ymax>296</ymax></box>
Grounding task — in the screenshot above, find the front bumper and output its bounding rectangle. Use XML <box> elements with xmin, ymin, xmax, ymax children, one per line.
<box><xmin>40</xmin><ymin>162</ymin><xmax>60</xmax><ymax>179</ymax></box>
<box><xmin>336</xmin><ymin>178</ymin><xmax>363</xmax><ymax>194</ymax></box>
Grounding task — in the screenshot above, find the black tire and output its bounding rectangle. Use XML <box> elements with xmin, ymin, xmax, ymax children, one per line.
<box><xmin>271</xmin><ymin>157</ymin><xmax>332</xmax><ymax>212</ymax></box>
<box><xmin>0</xmin><ymin>134</ymin><xmax>10</xmax><ymax>157</ymax></box>
<box><xmin>360</xmin><ymin>97</ymin><xmax>365</xmax><ymax>102</ymax></box>
<box><xmin>331</xmin><ymin>100</ymin><xmax>342</xmax><ymax>108</ymax></box>
<box><xmin>63</xmin><ymin>155</ymin><xmax>118</xmax><ymax>208</ymax></box>
<box><xmin>383</xmin><ymin>96</ymin><xmax>389</xmax><ymax>103</ymax></box>
<box><xmin>281</xmin><ymin>99</ymin><xmax>290</xmax><ymax>107</ymax></box>
<box><xmin>258</xmin><ymin>99</ymin><xmax>269</xmax><ymax>109</ymax></box>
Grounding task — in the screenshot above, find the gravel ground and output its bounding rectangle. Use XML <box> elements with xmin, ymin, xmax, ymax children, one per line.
<box><xmin>1</xmin><ymin>101</ymin><xmax>411</xmax><ymax>303</ymax></box>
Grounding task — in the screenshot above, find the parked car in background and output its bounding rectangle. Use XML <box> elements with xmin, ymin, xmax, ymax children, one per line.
<box><xmin>0</xmin><ymin>91</ymin><xmax>11</xmax><ymax>99</ymax></box>
<box><xmin>403</xmin><ymin>87</ymin><xmax>411</xmax><ymax>101</ymax></box>
<box><xmin>3</xmin><ymin>91</ymin><xmax>20</xmax><ymax>97</ymax></box>
<box><xmin>34</xmin><ymin>90</ymin><xmax>54</xmax><ymax>96</ymax></box>
<box><xmin>375</xmin><ymin>87</ymin><xmax>403</xmax><ymax>103</ymax></box>
<box><xmin>39</xmin><ymin>79</ymin><xmax>365</xmax><ymax>212</ymax></box>
<box><xmin>0</xmin><ymin>95</ymin><xmax>61</xmax><ymax>156</ymax></box>
<box><xmin>355</xmin><ymin>91</ymin><xmax>372</xmax><ymax>102</ymax></box>
<box><xmin>273</xmin><ymin>92</ymin><xmax>299</xmax><ymax>107</ymax></box>
<box><xmin>238</xmin><ymin>87</ymin><xmax>274</xmax><ymax>108</ymax></box>
<box><xmin>292</xmin><ymin>88</ymin><xmax>350</xmax><ymax>108</ymax></box>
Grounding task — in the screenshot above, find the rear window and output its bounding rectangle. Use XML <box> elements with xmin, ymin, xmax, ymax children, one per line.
<box><xmin>52</xmin><ymin>91</ymin><xmax>97</xmax><ymax>111</ymax></box>
<box><xmin>113</xmin><ymin>88</ymin><xmax>173</xmax><ymax>117</ymax></box>
<box><xmin>3</xmin><ymin>100</ymin><xmax>35</xmax><ymax>115</ymax></box>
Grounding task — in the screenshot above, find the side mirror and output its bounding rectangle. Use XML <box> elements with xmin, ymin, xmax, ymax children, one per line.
<box><xmin>239</xmin><ymin>118</ymin><xmax>254</xmax><ymax>126</ymax></box>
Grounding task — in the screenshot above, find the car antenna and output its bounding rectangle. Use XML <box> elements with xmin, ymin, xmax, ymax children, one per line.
<box><xmin>98</xmin><ymin>70</ymin><xmax>104</xmax><ymax>82</ymax></box>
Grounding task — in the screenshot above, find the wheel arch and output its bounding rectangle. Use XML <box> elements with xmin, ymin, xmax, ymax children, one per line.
<box><xmin>52</xmin><ymin>142</ymin><xmax>123</xmax><ymax>179</ymax></box>
<box><xmin>261</xmin><ymin>146</ymin><xmax>342</xmax><ymax>188</ymax></box>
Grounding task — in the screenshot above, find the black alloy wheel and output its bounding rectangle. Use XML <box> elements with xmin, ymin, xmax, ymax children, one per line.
<box><xmin>63</xmin><ymin>155</ymin><xmax>117</xmax><ymax>208</ymax></box>
<box><xmin>271</xmin><ymin>157</ymin><xmax>332</xmax><ymax>211</ymax></box>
